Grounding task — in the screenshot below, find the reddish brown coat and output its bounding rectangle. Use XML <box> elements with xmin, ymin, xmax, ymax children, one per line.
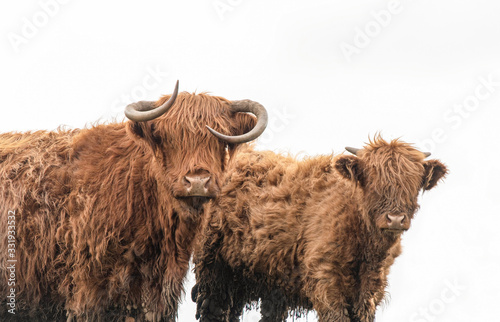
<box><xmin>0</xmin><ymin>92</ymin><xmax>256</xmax><ymax>321</ymax></box>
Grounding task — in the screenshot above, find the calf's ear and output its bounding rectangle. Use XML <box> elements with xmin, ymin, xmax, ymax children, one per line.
<box><xmin>422</xmin><ymin>159</ymin><xmax>448</xmax><ymax>190</ymax></box>
<box><xmin>335</xmin><ymin>155</ymin><xmax>364</xmax><ymax>185</ymax></box>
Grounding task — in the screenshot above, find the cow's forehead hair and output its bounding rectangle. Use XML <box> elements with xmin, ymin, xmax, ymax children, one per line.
<box><xmin>155</xmin><ymin>92</ymin><xmax>235</xmax><ymax>139</ymax></box>
<box><xmin>150</xmin><ymin>92</ymin><xmax>249</xmax><ymax>176</ymax></box>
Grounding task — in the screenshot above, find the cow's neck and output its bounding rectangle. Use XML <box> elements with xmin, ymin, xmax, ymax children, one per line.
<box><xmin>152</xmin><ymin>175</ymin><xmax>206</xmax><ymax>263</ymax></box>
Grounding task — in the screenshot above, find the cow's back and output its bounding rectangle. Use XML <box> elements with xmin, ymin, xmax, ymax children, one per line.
<box><xmin>0</xmin><ymin>129</ymin><xmax>77</xmax><ymax>319</ymax></box>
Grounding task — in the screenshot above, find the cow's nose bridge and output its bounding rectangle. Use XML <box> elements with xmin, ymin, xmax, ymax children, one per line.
<box><xmin>185</xmin><ymin>168</ymin><xmax>211</xmax><ymax>177</ymax></box>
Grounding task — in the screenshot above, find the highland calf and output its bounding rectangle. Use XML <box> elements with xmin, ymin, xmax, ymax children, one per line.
<box><xmin>0</xmin><ymin>81</ymin><xmax>268</xmax><ymax>321</ymax></box>
<box><xmin>193</xmin><ymin>137</ymin><xmax>447</xmax><ymax>322</ymax></box>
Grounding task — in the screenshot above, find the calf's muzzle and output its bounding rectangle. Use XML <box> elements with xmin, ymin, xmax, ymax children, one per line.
<box><xmin>386</xmin><ymin>214</ymin><xmax>408</xmax><ymax>230</ymax></box>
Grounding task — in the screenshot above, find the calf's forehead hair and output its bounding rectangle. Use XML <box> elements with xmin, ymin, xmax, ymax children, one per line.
<box><xmin>360</xmin><ymin>136</ymin><xmax>427</xmax><ymax>202</ymax></box>
<box><xmin>361</xmin><ymin>136</ymin><xmax>426</xmax><ymax>162</ymax></box>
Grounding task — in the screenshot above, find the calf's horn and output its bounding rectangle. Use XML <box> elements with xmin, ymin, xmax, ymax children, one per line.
<box><xmin>206</xmin><ymin>99</ymin><xmax>268</xmax><ymax>144</ymax></box>
<box><xmin>125</xmin><ymin>80</ymin><xmax>179</xmax><ymax>122</ymax></box>
<box><xmin>345</xmin><ymin>147</ymin><xmax>361</xmax><ymax>155</ymax></box>
<box><xmin>423</xmin><ymin>152</ymin><xmax>431</xmax><ymax>158</ymax></box>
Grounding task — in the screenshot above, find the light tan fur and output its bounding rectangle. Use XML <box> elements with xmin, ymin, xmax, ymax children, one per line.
<box><xmin>193</xmin><ymin>137</ymin><xmax>447</xmax><ymax>322</ymax></box>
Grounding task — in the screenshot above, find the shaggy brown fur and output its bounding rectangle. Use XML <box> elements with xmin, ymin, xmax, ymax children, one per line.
<box><xmin>193</xmin><ymin>137</ymin><xmax>447</xmax><ymax>322</ymax></box>
<box><xmin>0</xmin><ymin>91</ymin><xmax>257</xmax><ymax>321</ymax></box>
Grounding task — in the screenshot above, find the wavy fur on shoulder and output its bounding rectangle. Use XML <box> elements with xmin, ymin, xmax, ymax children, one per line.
<box><xmin>0</xmin><ymin>91</ymin><xmax>256</xmax><ymax>321</ymax></box>
<box><xmin>193</xmin><ymin>137</ymin><xmax>447</xmax><ymax>322</ymax></box>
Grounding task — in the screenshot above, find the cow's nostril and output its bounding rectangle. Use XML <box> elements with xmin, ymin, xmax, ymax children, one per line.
<box><xmin>203</xmin><ymin>176</ymin><xmax>211</xmax><ymax>188</ymax></box>
<box><xmin>183</xmin><ymin>176</ymin><xmax>192</xmax><ymax>188</ymax></box>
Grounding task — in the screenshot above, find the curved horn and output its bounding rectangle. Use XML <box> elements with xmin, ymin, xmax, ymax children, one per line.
<box><xmin>423</xmin><ymin>152</ymin><xmax>431</xmax><ymax>158</ymax></box>
<box><xmin>125</xmin><ymin>80</ymin><xmax>179</xmax><ymax>122</ymax></box>
<box><xmin>345</xmin><ymin>147</ymin><xmax>361</xmax><ymax>155</ymax></box>
<box><xmin>206</xmin><ymin>99</ymin><xmax>268</xmax><ymax>144</ymax></box>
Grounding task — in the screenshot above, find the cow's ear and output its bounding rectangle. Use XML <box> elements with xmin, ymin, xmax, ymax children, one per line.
<box><xmin>227</xmin><ymin>112</ymin><xmax>258</xmax><ymax>155</ymax></box>
<box><xmin>335</xmin><ymin>155</ymin><xmax>364</xmax><ymax>185</ymax></box>
<box><xmin>231</xmin><ymin>112</ymin><xmax>257</xmax><ymax>137</ymax></box>
<box><xmin>422</xmin><ymin>159</ymin><xmax>448</xmax><ymax>190</ymax></box>
<box><xmin>126</xmin><ymin>120</ymin><xmax>162</xmax><ymax>150</ymax></box>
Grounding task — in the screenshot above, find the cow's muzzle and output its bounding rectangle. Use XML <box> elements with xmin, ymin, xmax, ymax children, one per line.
<box><xmin>181</xmin><ymin>171</ymin><xmax>219</xmax><ymax>198</ymax></box>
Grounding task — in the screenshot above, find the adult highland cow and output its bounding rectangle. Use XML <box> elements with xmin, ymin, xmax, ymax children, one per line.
<box><xmin>0</xmin><ymin>81</ymin><xmax>268</xmax><ymax>321</ymax></box>
<box><xmin>193</xmin><ymin>137</ymin><xmax>447</xmax><ymax>322</ymax></box>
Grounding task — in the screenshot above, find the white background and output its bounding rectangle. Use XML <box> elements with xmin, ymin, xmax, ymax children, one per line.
<box><xmin>1</xmin><ymin>0</ymin><xmax>499</xmax><ymax>321</ymax></box>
